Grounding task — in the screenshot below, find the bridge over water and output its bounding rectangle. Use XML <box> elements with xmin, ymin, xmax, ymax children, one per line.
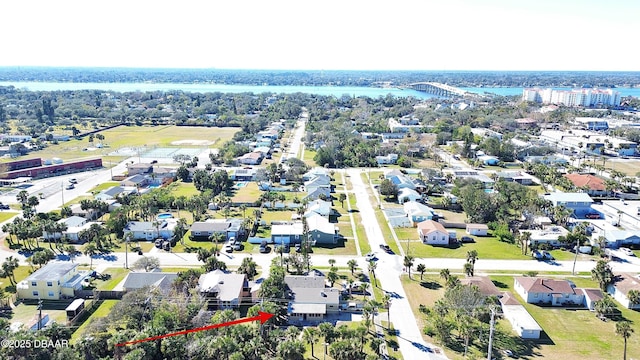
<box><xmin>409</xmin><ymin>82</ymin><xmax>471</xmax><ymax>98</ymax></box>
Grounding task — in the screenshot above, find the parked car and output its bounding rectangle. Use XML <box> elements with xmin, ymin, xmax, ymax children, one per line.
<box><xmin>460</xmin><ymin>236</ymin><xmax>475</xmax><ymax>243</ymax></box>
<box><xmin>532</xmin><ymin>250</ymin><xmax>543</xmax><ymax>260</ymax></box>
<box><xmin>259</xmin><ymin>245</ymin><xmax>270</xmax><ymax>253</ymax></box>
<box><xmin>585</xmin><ymin>213</ymin><xmax>600</xmax><ymax>219</ymax></box>
<box><xmin>365</xmin><ymin>252</ymin><xmax>377</xmax><ymax>261</ymax></box>
<box><xmin>233</xmin><ymin>242</ymin><xmax>243</xmax><ymax>251</ymax></box>
<box><xmin>542</xmin><ymin>251</ymin><xmax>554</xmax><ymax>260</ymax></box>
<box><xmin>224</xmin><ymin>244</ymin><xmax>233</xmax><ymax>253</ymax></box>
<box><xmin>154</xmin><ymin>238</ymin><xmax>164</xmax><ymax>248</ymax></box>
<box><xmin>0</xmin><ymin>203</ymin><xmax>10</xmax><ymax>210</ymax></box>
<box><xmin>379</xmin><ymin>244</ymin><xmax>393</xmax><ymax>254</ymax></box>
<box><xmin>619</xmin><ymin>247</ymin><xmax>635</xmax><ymax>256</ymax></box>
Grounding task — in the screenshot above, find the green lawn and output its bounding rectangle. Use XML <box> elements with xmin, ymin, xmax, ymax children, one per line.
<box><xmin>71</xmin><ymin>300</ymin><xmax>118</xmax><ymax>342</ymax></box>
<box><xmin>0</xmin><ymin>211</ymin><xmax>19</xmax><ymax>223</ymax></box>
<box><xmin>0</xmin><ymin>265</ymin><xmax>33</xmax><ymax>292</ymax></box>
<box><xmin>2</xmin><ymin>125</ymin><xmax>239</xmax><ymax>163</ymax></box>
<box><xmin>88</xmin><ymin>181</ymin><xmax>121</xmax><ymax>194</ymax></box>
<box><xmin>168</xmin><ymin>181</ymin><xmax>200</xmax><ymax>198</ymax></box>
<box><xmin>405</xmin><ymin>234</ymin><xmax>530</xmax><ymax>260</ymax></box>
<box><xmin>93</xmin><ymin>267</ymin><xmax>130</xmax><ymax>290</ymax></box>
<box><xmin>490</xmin><ymin>275</ymin><xmax>640</xmax><ymax>360</ymax></box>
<box><xmin>230</xmin><ymin>181</ymin><xmax>262</xmax><ymax>203</ymax></box>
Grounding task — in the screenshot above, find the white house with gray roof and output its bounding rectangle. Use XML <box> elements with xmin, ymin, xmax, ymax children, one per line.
<box><xmin>124</xmin><ymin>219</ymin><xmax>177</xmax><ymax>241</ymax></box>
<box><xmin>120</xmin><ymin>272</ymin><xmax>178</xmax><ymax>292</ymax></box>
<box><xmin>198</xmin><ymin>270</ymin><xmax>248</xmax><ymax>310</ymax></box>
<box><xmin>285</xmin><ymin>274</ymin><xmax>341</xmax><ymax>324</ymax></box>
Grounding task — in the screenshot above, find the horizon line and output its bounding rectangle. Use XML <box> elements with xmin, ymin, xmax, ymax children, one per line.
<box><xmin>1</xmin><ymin>66</ymin><xmax>640</xmax><ymax>73</ymax></box>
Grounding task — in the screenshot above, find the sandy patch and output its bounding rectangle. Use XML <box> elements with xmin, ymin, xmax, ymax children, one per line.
<box><xmin>171</xmin><ymin>139</ymin><xmax>215</xmax><ymax>146</ymax></box>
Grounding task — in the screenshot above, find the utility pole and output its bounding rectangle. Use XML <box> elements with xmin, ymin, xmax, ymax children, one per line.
<box><xmin>125</xmin><ymin>236</ymin><xmax>129</xmax><ymax>269</ymax></box>
<box><xmin>61</xmin><ymin>182</ymin><xmax>65</xmax><ymax>207</ymax></box>
<box><xmin>572</xmin><ymin>235</ymin><xmax>579</xmax><ymax>275</ymax></box>
<box><xmin>37</xmin><ymin>299</ymin><xmax>43</xmax><ymax>330</ymax></box>
<box><xmin>487</xmin><ymin>307</ymin><xmax>496</xmax><ymax>360</ymax></box>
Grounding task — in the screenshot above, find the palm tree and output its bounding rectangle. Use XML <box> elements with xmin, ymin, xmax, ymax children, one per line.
<box><xmin>303</xmin><ymin>327</ymin><xmax>319</xmax><ymax>358</ymax></box>
<box><xmin>327</xmin><ymin>269</ymin><xmax>338</xmax><ymax>287</ymax></box>
<box><xmin>1</xmin><ymin>256</ymin><xmax>19</xmax><ymax>286</ymax></box>
<box><xmin>209</xmin><ymin>232</ymin><xmax>225</xmax><ymax>257</ymax></box>
<box><xmin>83</xmin><ymin>243</ymin><xmax>98</xmax><ymax>269</ymax></box>
<box><xmin>439</xmin><ymin>268</ymin><xmax>450</xmax><ymax>283</ymax></box>
<box><xmin>403</xmin><ymin>255</ymin><xmax>414</xmax><ymax>279</ymax></box>
<box><xmin>616</xmin><ymin>320</ymin><xmax>634</xmax><ymax>360</ymax></box>
<box><xmin>416</xmin><ymin>263</ymin><xmax>426</xmax><ymax>280</ymax></box>
<box><xmin>359</xmin><ymin>282</ymin><xmax>368</xmax><ymax>300</ymax></box>
<box><xmin>368</xmin><ymin>260</ymin><xmax>377</xmax><ymax>284</ymax></box>
<box><xmin>466</xmin><ymin>250</ymin><xmax>478</xmax><ymax>264</ymax></box>
<box><xmin>591</xmin><ymin>260</ymin><xmax>614</xmax><ymax>292</ymax></box>
<box><xmin>328</xmin><ymin>258</ymin><xmax>336</xmax><ymax>268</ymax></box>
<box><xmin>627</xmin><ymin>289</ymin><xmax>640</xmax><ymax>308</ymax></box>
<box><xmin>594</xmin><ymin>295</ymin><xmax>617</xmax><ymax>319</ymax></box>
<box><xmin>347</xmin><ymin>278</ymin><xmax>355</xmax><ymax>296</ymax></box>
<box><xmin>518</xmin><ymin>231</ymin><xmax>532</xmax><ymax>255</ymax></box>
<box><xmin>347</xmin><ymin>259</ymin><xmax>358</xmax><ymax>275</ymax></box>
<box><xmin>382</xmin><ymin>293</ymin><xmax>391</xmax><ymax>325</ymax></box>
<box><xmin>463</xmin><ymin>262</ymin><xmax>475</xmax><ymax>277</ymax></box>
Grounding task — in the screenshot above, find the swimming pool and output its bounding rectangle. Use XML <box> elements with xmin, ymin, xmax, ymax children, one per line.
<box><xmin>156</xmin><ymin>213</ymin><xmax>174</xmax><ymax>220</ymax></box>
<box><xmin>235</xmin><ymin>182</ymin><xmax>248</xmax><ymax>188</ymax></box>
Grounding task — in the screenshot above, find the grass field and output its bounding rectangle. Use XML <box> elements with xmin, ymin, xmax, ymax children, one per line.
<box><xmin>401</xmin><ymin>273</ymin><xmax>640</xmax><ymax>360</ymax></box>
<box><xmin>606</xmin><ymin>159</ymin><xmax>640</xmax><ymax>176</ymax></box>
<box><xmin>168</xmin><ymin>181</ymin><xmax>200</xmax><ymax>198</ymax></box>
<box><xmin>0</xmin><ymin>211</ymin><xmax>18</xmax><ymax>223</ymax></box>
<box><xmin>71</xmin><ymin>299</ymin><xmax>118</xmax><ymax>342</ymax></box>
<box><xmin>88</xmin><ymin>181</ymin><xmax>121</xmax><ymax>194</ymax></box>
<box><xmin>1</xmin><ymin>125</ymin><xmax>239</xmax><ymax>163</ymax></box>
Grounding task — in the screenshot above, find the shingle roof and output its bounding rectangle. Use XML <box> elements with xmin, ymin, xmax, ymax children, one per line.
<box><xmin>516</xmin><ymin>277</ymin><xmax>577</xmax><ymax>295</ymax></box>
<box><xmin>611</xmin><ymin>273</ymin><xmax>640</xmax><ymax>295</ymax></box>
<box><xmin>460</xmin><ymin>276</ymin><xmax>502</xmax><ymax>297</ymax></box>
<box><xmin>416</xmin><ymin>220</ymin><xmax>447</xmax><ymax>235</ymax></box>
<box><xmin>122</xmin><ymin>272</ymin><xmax>178</xmax><ymax>290</ymax></box>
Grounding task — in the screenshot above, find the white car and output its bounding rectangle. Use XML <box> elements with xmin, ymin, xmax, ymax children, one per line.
<box><xmin>620</xmin><ymin>248</ymin><xmax>635</xmax><ymax>256</ymax></box>
<box><xmin>365</xmin><ymin>253</ymin><xmax>376</xmax><ymax>261</ymax></box>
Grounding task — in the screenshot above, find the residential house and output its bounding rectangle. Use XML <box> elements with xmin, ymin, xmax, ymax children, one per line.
<box><xmin>466</xmin><ymin>224</ymin><xmax>489</xmax><ymax>236</ymax></box>
<box><xmin>525</xmin><ymin>155</ymin><xmax>568</xmax><ymax>165</ymax></box>
<box><xmin>304</xmin><ymin>187</ymin><xmax>332</xmax><ymax>202</ymax></box>
<box><xmin>198</xmin><ymin>270</ymin><xmax>249</xmax><ymax>310</ymax></box>
<box><xmin>478</xmin><ymin>155</ymin><xmax>499</xmax><ymax>166</ymax></box>
<box><xmin>124</xmin><ymin>219</ymin><xmax>177</xmax><ymax>241</ymax></box>
<box><xmin>70</xmin><ymin>203</ymin><xmax>99</xmax><ymax>220</ymax></box>
<box><xmin>417</xmin><ymin>220</ymin><xmax>450</xmax><ymax>245</ymax></box>
<box><xmin>376</xmin><ymin>153</ymin><xmax>399</xmax><ymax>165</ymax></box>
<box><xmin>238</xmin><ymin>152</ymin><xmax>264</xmax><ymax>165</ymax></box>
<box><xmin>189</xmin><ymin>219</ymin><xmax>245</xmax><ymax>241</ymax></box>
<box><xmin>564</xmin><ymin>173</ymin><xmax>608</xmax><ymax>197</ymax></box>
<box><xmin>121</xmin><ymin>272</ymin><xmax>178</xmax><ymax>292</ymax></box>
<box><xmin>304</xmin><ymin>199</ymin><xmax>333</xmax><ymax>218</ymax></box>
<box><xmin>495</xmin><ymin>171</ymin><xmax>533</xmax><ymax>185</ymax></box>
<box><xmin>385</xmin><ymin>174</ymin><xmax>416</xmax><ymax>190</ymax></box>
<box><xmin>285</xmin><ymin>274</ymin><xmax>341</xmax><ymax>324</ymax></box>
<box><xmin>306</xmin><ymin>213</ymin><xmax>339</xmax><ymax>245</ymax></box>
<box><xmin>521</xmin><ymin>226</ymin><xmax>569</xmax><ymax>248</ymax></box>
<box><xmin>304</xmin><ymin>175</ymin><xmax>332</xmax><ymax>194</ymax></box>
<box><xmin>452</xmin><ymin>170</ymin><xmax>495</xmax><ymax>189</ymax></box>
<box><xmin>604</xmin><ymin>230</ymin><xmax>640</xmax><ymax>248</ymax></box>
<box><xmin>127</xmin><ymin>163</ymin><xmax>153</xmax><ymax>176</ymax></box>
<box><xmin>230</xmin><ymin>168</ymin><xmax>257</xmax><ymax>181</ymax></box>
<box><xmin>17</xmin><ymin>262</ymin><xmax>89</xmax><ymax>300</ymax></box>
<box><xmin>607</xmin><ymin>273</ymin><xmax>640</xmax><ymax>309</ymax></box>
<box><xmin>94</xmin><ymin>186</ymin><xmax>136</xmax><ymax>201</ymax></box>
<box><xmin>403</xmin><ymin>201</ymin><xmax>434</xmax><ymax>226</ymax></box>
<box><xmin>500</xmin><ymin>292</ymin><xmax>542</xmax><ymax>339</ymax></box>
<box><xmin>460</xmin><ymin>276</ymin><xmax>502</xmax><ymax>297</ymax></box>
<box><xmin>543</xmin><ymin>192</ymin><xmax>594</xmax><ymax>216</ymax></box>
<box><xmin>271</xmin><ymin>222</ymin><xmax>304</xmax><ymax>245</ymax></box>
<box><xmin>397</xmin><ymin>188</ymin><xmax>421</xmax><ymax>204</ymax></box>
<box><xmin>302</xmin><ymin>168</ymin><xmax>329</xmax><ymax>182</ymax></box>
<box><xmin>514</xmin><ymin>277</ymin><xmax>584</xmax><ymax>306</ymax></box>
<box><xmin>120</xmin><ymin>174</ymin><xmax>148</xmax><ymax>188</ymax></box>
<box><xmin>580</xmin><ymin>288</ymin><xmax>605</xmax><ymax>311</ymax></box>
<box><xmin>44</xmin><ymin>216</ymin><xmax>102</xmax><ymax>243</ymax></box>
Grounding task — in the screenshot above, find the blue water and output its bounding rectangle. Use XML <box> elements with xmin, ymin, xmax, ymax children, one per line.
<box><xmin>235</xmin><ymin>182</ymin><xmax>248</xmax><ymax>188</ymax></box>
<box><xmin>2</xmin><ymin>81</ymin><xmax>638</xmax><ymax>98</ymax></box>
<box><xmin>0</xmin><ymin>81</ymin><xmax>436</xmax><ymax>99</ymax></box>
<box><xmin>156</xmin><ymin>213</ymin><xmax>173</xmax><ymax>219</ymax></box>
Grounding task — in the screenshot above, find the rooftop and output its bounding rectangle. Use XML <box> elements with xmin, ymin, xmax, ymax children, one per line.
<box><xmin>25</xmin><ymin>262</ymin><xmax>77</xmax><ymax>282</ymax></box>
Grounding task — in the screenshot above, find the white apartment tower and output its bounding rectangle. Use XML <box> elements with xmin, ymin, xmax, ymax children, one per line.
<box><xmin>523</xmin><ymin>88</ymin><xmax>620</xmax><ymax>107</ymax></box>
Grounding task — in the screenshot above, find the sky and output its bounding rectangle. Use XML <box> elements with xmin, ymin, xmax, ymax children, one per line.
<box><xmin>1</xmin><ymin>0</ymin><xmax>639</xmax><ymax>71</ymax></box>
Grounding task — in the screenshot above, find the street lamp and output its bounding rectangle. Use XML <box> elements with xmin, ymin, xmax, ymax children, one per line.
<box><xmin>323</xmin><ymin>342</ymin><xmax>329</xmax><ymax>360</ymax></box>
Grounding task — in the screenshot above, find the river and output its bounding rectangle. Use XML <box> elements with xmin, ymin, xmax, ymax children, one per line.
<box><xmin>1</xmin><ymin>81</ymin><xmax>639</xmax><ymax>98</ymax></box>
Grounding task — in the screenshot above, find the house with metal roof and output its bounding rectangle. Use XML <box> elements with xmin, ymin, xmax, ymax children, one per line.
<box><xmin>285</xmin><ymin>274</ymin><xmax>341</xmax><ymax>324</ymax></box>
<box><xmin>403</xmin><ymin>201</ymin><xmax>434</xmax><ymax>226</ymax></box>
<box><xmin>16</xmin><ymin>262</ymin><xmax>90</xmax><ymax>300</ymax></box>
<box><xmin>124</xmin><ymin>219</ymin><xmax>177</xmax><ymax>241</ymax></box>
<box><xmin>500</xmin><ymin>292</ymin><xmax>542</xmax><ymax>339</ymax></box>
<box><xmin>306</xmin><ymin>213</ymin><xmax>339</xmax><ymax>245</ymax></box>
<box><xmin>271</xmin><ymin>222</ymin><xmax>304</xmax><ymax>245</ymax></box>
<box><xmin>189</xmin><ymin>219</ymin><xmax>245</xmax><ymax>241</ymax></box>
<box><xmin>198</xmin><ymin>270</ymin><xmax>248</xmax><ymax>310</ymax></box>
<box><xmin>543</xmin><ymin>192</ymin><xmax>593</xmax><ymax>215</ymax></box>
<box><xmin>521</xmin><ymin>226</ymin><xmax>569</xmax><ymax>248</ymax></box>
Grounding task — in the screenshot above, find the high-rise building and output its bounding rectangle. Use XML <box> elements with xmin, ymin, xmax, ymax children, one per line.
<box><xmin>522</xmin><ymin>88</ymin><xmax>620</xmax><ymax>107</ymax></box>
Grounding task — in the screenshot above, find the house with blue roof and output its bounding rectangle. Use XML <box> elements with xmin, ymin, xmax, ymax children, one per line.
<box><xmin>603</xmin><ymin>230</ymin><xmax>640</xmax><ymax>248</ymax></box>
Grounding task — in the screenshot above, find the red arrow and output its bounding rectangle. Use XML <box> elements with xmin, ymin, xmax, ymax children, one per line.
<box><xmin>115</xmin><ymin>311</ymin><xmax>274</xmax><ymax>347</ymax></box>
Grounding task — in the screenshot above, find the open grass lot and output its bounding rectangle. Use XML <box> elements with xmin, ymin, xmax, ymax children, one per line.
<box><xmin>490</xmin><ymin>275</ymin><xmax>640</xmax><ymax>360</ymax></box>
<box><xmin>402</xmin><ymin>234</ymin><xmax>530</xmax><ymax>260</ymax></box>
<box><xmin>168</xmin><ymin>181</ymin><xmax>200</xmax><ymax>198</ymax></box>
<box><xmin>229</xmin><ymin>181</ymin><xmax>261</xmax><ymax>203</ymax></box>
<box><xmin>88</xmin><ymin>181</ymin><xmax>121</xmax><ymax>194</ymax></box>
<box><xmin>0</xmin><ymin>211</ymin><xmax>18</xmax><ymax>223</ymax></box>
<box><xmin>402</xmin><ymin>273</ymin><xmax>640</xmax><ymax>359</ymax></box>
<box><xmin>302</xmin><ymin>148</ymin><xmax>316</xmax><ymax>166</ymax></box>
<box><xmin>10</xmin><ymin>303</ymin><xmax>67</xmax><ymax>327</ymax></box>
<box><xmin>92</xmin><ymin>267</ymin><xmax>130</xmax><ymax>290</ymax></box>
<box><xmin>0</xmin><ymin>266</ymin><xmax>34</xmax><ymax>290</ymax></box>
<box><xmin>71</xmin><ymin>299</ymin><xmax>118</xmax><ymax>342</ymax></box>
<box><xmin>1</xmin><ymin>125</ymin><xmax>239</xmax><ymax>163</ymax></box>
<box><xmin>606</xmin><ymin>159</ymin><xmax>640</xmax><ymax>176</ymax></box>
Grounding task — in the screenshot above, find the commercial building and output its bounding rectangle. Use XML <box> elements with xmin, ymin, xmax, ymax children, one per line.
<box><xmin>0</xmin><ymin>158</ymin><xmax>103</xmax><ymax>180</ymax></box>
